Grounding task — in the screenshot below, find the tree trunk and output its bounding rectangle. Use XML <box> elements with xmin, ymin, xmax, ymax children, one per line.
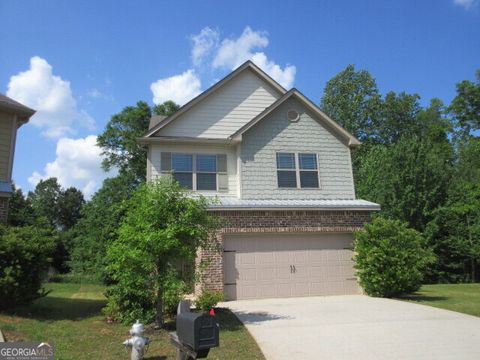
<box><xmin>472</xmin><ymin>258</ymin><xmax>476</xmax><ymax>283</ymax></box>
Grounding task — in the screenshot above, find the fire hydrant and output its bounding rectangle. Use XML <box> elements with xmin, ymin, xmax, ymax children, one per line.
<box><xmin>123</xmin><ymin>320</ymin><xmax>151</xmax><ymax>360</ymax></box>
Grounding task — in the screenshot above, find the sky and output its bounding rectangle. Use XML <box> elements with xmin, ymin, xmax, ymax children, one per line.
<box><xmin>1</xmin><ymin>0</ymin><xmax>479</xmax><ymax>198</ymax></box>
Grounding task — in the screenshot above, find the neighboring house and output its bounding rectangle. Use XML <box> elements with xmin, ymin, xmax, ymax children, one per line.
<box><xmin>0</xmin><ymin>94</ymin><xmax>35</xmax><ymax>223</ymax></box>
<box><xmin>139</xmin><ymin>61</ymin><xmax>380</xmax><ymax>300</ymax></box>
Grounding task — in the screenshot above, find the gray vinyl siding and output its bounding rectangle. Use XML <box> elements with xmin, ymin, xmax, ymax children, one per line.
<box><xmin>0</xmin><ymin>112</ymin><xmax>14</xmax><ymax>181</ymax></box>
<box><xmin>240</xmin><ymin>97</ymin><xmax>356</xmax><ymax>200</ymax></box>
<box><xmin>156</xmin><ymin>70</ymin><xmax>280</xmax><ymax>139</ymax></box>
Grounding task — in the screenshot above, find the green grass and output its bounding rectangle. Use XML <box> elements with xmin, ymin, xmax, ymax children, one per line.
<box><xmin>0</xmin><ymin>283</ymin><xmax>265</xmax><ymax>360</ymax></box>
<box><xmin>399</xmin><ymin>283</ymin><xmax>480</xmax><ymax>317</ymax></box>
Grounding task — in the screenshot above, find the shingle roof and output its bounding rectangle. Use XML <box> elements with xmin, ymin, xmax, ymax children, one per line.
<box><xmin>0</xmin><ymin>94</ymin><xmax>35</xmax><ymax>117</ymax></box>
<box><xmin>206</xmin><ymin>197</ymin><xmax>380</xmax><ymax>210</ymax></box>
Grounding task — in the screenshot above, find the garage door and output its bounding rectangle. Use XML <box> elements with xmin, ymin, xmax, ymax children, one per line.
<box><xmin>223</xmin><ymin>233</ymin><xmax>360</xmax><ymax>300</ymax></box>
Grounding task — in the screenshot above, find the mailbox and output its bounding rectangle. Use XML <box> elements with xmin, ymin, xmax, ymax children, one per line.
<box><xmin>176</xmin><ymin>312</ymin><xmax>219</xmax><ymax>352</ymax></box>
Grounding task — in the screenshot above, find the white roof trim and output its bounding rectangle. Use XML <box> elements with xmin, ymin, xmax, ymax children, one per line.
<box><xmin>206</xmin><ymin>197</ymin><xmax>380</xmax><ymax>211</ymax></box>
<box><xmin>142</xmin><ymin>61</ymin><xmax>287</xmax><ymax>139</ymax></box>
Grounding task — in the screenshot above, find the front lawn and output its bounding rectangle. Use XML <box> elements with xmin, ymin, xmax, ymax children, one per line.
<box><xmin>399</xmin><ymin>283</ymin><xmax>480</xmax><ymax>317</ymax></box>
<box><xmin>0</xmin><ymin>283</ymin><xmax>265</xmax><ymax>360</ymax></box>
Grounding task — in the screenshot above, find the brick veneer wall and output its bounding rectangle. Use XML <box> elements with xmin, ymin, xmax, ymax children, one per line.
<box><xmin>0</xmin><ymin>197</ymin><xmax>9</xmax><ymax>223</ymax></box>
<box><xmin>196</xmin><ymin>209</ymin><xmax>372</xmax><ymax>294</ymax></box>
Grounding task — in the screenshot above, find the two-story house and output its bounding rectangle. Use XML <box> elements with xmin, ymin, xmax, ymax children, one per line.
<box><xmin>0</xmin><ymin>94</ymin><xmax>35</xmax><ymax>223</ymax></box>
<box><xmin>138</xmin><ymin>61</ymin><xmax>380</xmax><ymax>300</ymax></box>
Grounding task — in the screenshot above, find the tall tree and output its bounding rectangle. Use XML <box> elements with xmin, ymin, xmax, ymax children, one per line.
<box><xmin>28</xmin><ymin>178</ymin><xmax>62</xmax><ymax>228</ymax></box>
<box><xmin>449</xmin><ymin>69</ymin><xmax>480</xmax><ymax>137</ymax></box>
<box><xmin>7</xmin><ymin>184</ymin><xmax>35</xmax><ymax>227</ymax></box>
<box><xmin>70</xmin><ymin>173</ymin><xmax>138</xmax><ymax>275</ymax></box>
<box><xmin>375</xmin><ymin>91</ymin><xmax>421</xmax><ymax>144</ymax></box>
<box><xmin>58</xmin><ymin>187</ymin><xmax>85</xmax><ymax>230</ymax></box>
<box><xmin>97</xmin><ymin>100</ymin><xmax>180</xmax><ymax>183</ymax></box>
<box><xmin>321</xmin><ymin>64</ymin><xmax>381</xmax><ymax>141</ymax></box>
<box><xmin>153</xmin><ymin>100</ymin><xmax>180</xmax><ymax>116</ymax></box>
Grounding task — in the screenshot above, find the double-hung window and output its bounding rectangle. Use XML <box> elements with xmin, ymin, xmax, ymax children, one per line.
<box><xmin>196</xmin><ymin>154</ymin><xmax>217</xmax><ymax>190</ymax></box>
<box><xmin>165</xmin><ymin>153</ymin><xmax>227</xmax><ymax>191</ymax></box>
<box><xmin>172</xmin><ymin>153</ymin><xmax>193</xmax><ymax>189</ymax></box>
<box><xmin>276</xmin><ymin>152</ymin><xmax>319</xmax><ymax>188</ymax></box>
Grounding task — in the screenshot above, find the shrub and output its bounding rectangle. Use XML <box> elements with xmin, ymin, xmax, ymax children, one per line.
<box><xmin>354</xmin><ymin>217</ymin><xmax>435</xmax><ymax>297</ymax></box>
<box><xmin>105</xmin><ymin>178</ymin><xmax>219</xmax><ymax>326</ymax></box>
<box><xmin>194</xmin><ymin>289</ymin><xmax>224</xmax><ymax>312</ymax></box>
<box><xmin>0</xmin><ymin>225</ymin><xmax>56</xmax><ymax>309</ymax></box>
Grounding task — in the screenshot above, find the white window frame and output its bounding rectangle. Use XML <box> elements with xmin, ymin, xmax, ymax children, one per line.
<box><xmin>171</xmin><ymin>152</ymin><xmax>219</xmax><ymax>192</ymax></box>
<box><xmin>276</xmin><ymin>152</ymin><xmax>320</xmax><ymax>189</ymax></box>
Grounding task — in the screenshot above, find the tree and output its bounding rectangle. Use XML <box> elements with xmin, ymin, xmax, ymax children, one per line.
<box><xmin>70</xmin><ymin>173</ymin><xmax>138</xmax><ymax>275</ymax></box>
<box><xmin>97</xmin><ymin>100</ymin><xmax>180</xmax><ymax>183</ymax></box>
<box><xmin>28</xmin><ymin>178</ymin><xmax>62</xmax><ymax>228</ymax></box>
<box><xmin>449</xmin><ymin>69</ymin><xmax>480</xmax><ymax>137</ymax></box>
<box><xmin>7</xmin><ymin>184</ymin><xmax>34</xmax><ymax>227</ymax></box>
<box><xmin>426</xmin><ymin>183</ymin><xmax>480</xmax><ymax>283</ymax></box>
<box><xmin>0</xmin><ymin>225</ymin><xmax>56</xmax><ymax>309</ymax></box>
<box><xmin>354</xmin><ymin>217</ymin><xmax>435</xmax><ymax>297</ymax></box>
<box><xmin>153</xmin><ymin>100</ymin><xmax>180</xmax><ymax>116</ymax></box>
<box><xmin>105</xmin><ymin>178</ymin><xmax>219</xmax><ymax>326</ymax></box>
<box><xmin>321</xmin><ymin>64</ymin><xmax>381</xmax><ymax>141</ymax></box>
<box><xmin>375</xmin><ymin>91</ymin><xmax>421</xmax><ymax>144</ymax></box>
<box><xmin>57</xmin><ymin>187</ymin><xmax>85</xmax><ymax>230</ymax></box>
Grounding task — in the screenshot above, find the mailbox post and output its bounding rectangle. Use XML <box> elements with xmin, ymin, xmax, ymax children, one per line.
<box><xmin>170</xmin><ymin>300</ymin><xmax>219</xmax><ymax>360</ymax></box>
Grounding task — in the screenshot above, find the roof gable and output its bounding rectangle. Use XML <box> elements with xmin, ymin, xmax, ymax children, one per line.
<box><xmin>230</xmin><ymin>89</ymin><xmax>361</xmax><ymax>147</ymax></box>
<box><xmin>143</xmin><ymin>61</ymin><xmax>286</xmax><ymax>138</ymax></box>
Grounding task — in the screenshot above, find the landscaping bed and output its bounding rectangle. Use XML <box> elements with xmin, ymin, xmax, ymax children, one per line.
<box><xmin>0</xmin><ymin>282</ymin><xmax>265</xmax><ymax>360</ymax></box>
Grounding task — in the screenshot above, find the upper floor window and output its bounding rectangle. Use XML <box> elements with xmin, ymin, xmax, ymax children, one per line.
<box><xmin>196</xmin><ymin>154</ymin><xmax>217</xmax><ymax>190</ymax></box>
<box><xmin>172</xmin><ymin>153</ymin><xmax>193</xmax><ymax>189</ymax></box>
<box><xmin>164</xmin><ymin>152</ymin><xmax>228</xmax><ymax>192</ymax></box>
<box><xmin>276</xmin><ymin>152</ymin><xmax>319</xmax><ymax>189</ymax></box>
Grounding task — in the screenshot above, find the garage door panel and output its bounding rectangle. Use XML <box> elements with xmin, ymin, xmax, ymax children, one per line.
<box><xmin>223</xmin><ymin>233</ymin><xmax>360</xmax><ymax>300</ymax></box>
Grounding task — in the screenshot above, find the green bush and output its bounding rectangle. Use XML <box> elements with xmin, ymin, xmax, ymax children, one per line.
<box><xmin>105</xmin><ymin>178</ymin><xmax>219</xmax><ymax>326</ymax></box>
<box><xmin>194</xmin><ymin>289</ymin><xmax>224</xmax><ymax>312</ymax></box>
<box><xmin>0</xmin><ymin>225</ymin><xmax>56</xmax><ymax>309</ymax></box>
<box><xmin>354</xmin><ymin>217</ymin><xmax>435</xmax><ymax>297</ymax></box>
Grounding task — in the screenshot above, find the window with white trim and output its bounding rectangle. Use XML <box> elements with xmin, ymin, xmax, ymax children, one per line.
<box><xmin>167</xmin><ymin>153</ymin><xmax>227</xmax><ymax>192</ymax></box>
<box><xmin>276</xmin><ymin>152</ymin><xmax>319</xmax><ymax>188</ymax></box>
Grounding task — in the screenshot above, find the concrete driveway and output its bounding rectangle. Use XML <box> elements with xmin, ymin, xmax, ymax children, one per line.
<box><xmin>224</xmin><ymin>295</ymin><xmax>480</xmax><ymax>360</ymax></box>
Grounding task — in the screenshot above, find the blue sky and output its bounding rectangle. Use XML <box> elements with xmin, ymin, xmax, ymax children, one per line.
<box><xmin>1</xmin><ymin>0</ymin><xmax>479</xmax><ymax>197</ymax></box>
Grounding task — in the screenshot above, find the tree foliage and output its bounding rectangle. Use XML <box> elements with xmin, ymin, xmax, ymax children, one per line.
<box><xmin>7</xmin><ymin>184</ymin><xmax>35</xmax><ymax>227</ymax></box>
<box><xmin>69</xmin><ymin>173</ymin><xmax>137</xmax><ymax>275</ymax></box>
<box><xmin>321</xmin><ymin>64</ymin><xmax>381</xmax><ymax>141</ymax></box>
<box><xmin>97</xmin><ymin>100</ymin><xmax>180</xmax><ymax>183</ymax></box>
<box><xmin>0</xmin><ymin>225</ymin><xmax>56</xmax><ymax>309</ymax></box>
<box><xmin>449</xmin><ymin>69</ymin><xmax>480</xmax><ymax>137</ymax></box>
<box><xmin>105</xmin><ymin>178</ymin><xmax>219</xmax><ymax>326</ymax></box>
<box><xmin>354</xmin><ymin>217</ymin><xmax>435</xmax><ymax>297</ymax></box>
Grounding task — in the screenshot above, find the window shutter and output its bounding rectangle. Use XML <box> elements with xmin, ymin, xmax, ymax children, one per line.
<box><xmin>217</xmin><ymin>154</ymin><xmax>228</xmax><ymax>192</ymax></box>
<box><xmin>161</xmin><ymin>152</ymin><xmax>171</xmax><ymax>172</ymax></box>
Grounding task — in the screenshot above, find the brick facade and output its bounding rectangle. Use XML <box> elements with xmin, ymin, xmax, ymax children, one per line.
<box><xmin>0</xmin><ymin>197</ymin><xmax>9</xmax><ymax>223</ymax></box>
<box><xmin>197</xmin><ymin>209</ymin><xmax>372</xmax><ymax>294</ymax></box>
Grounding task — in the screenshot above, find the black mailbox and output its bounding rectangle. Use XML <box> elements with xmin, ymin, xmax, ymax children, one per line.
<box><xmin>176</xmin><ymin>312</ymin><xmax>219</xmax><ymax>352</ymax></box>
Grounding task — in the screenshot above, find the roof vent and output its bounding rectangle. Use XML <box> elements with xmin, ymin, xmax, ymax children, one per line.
<box><xmin>287</xmin><ymin>109</ymin><xmax>300</xmax><ymax>122</ymax></box>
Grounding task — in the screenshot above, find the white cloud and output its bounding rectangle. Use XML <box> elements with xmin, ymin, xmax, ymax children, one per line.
<box><xmin>150</xmin><ymin>69</ymin><xmax>202</xmax><ymax>106</ymax></box>
<box><xmin>28</xmin><ymin>135</ymin><xmax>114</xmax><ymax>198</ymax></box>
<box><xmin>86</xmin><ymin>88</ymin><xmax>113</xmax><ymax>101</ymax></box>
<box><xmin>7</xmin><ymin>56</ymin><xmax>94</xmax><ymax>138</ymax></box>
<box><xmin>191</xmin><ymin>27</ymin><xmax>219</xmax><ymax>66</ymax></box>
<box><xmin>211</xmin><ymin>26</ymin><xmax>296</xmax><ymax>88</ymax></box>
<box><xmin>454</xmin><ymin>0</ymin><xmax>478</xmax><ymax>9</ymax></box>
<box><xmin>212</xmin><ymin>27</ymin><xmax>269</xmax><ymax>69</ymax></box>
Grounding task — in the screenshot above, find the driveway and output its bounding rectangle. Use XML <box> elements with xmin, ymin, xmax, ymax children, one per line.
<box><xmin>224</xmin><ymin>295</ymin><xmax>480</xmax><ymax>360</ymax></box>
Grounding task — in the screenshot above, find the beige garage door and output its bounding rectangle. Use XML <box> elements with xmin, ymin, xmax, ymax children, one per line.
<box><xmin>223</xmin><ymin>233</ymin><xmax>360</xmax><ymax>300</ymax></box>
